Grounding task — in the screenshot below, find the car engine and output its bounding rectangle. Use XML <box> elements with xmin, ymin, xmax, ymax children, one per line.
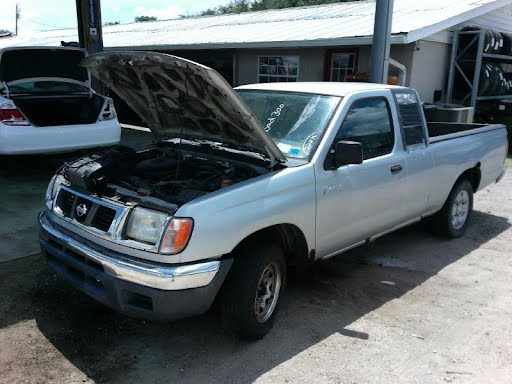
<box><xmin>64</xmin><ymin>144</ymin><xmax>267</xmax><ymax>207</ymax></box>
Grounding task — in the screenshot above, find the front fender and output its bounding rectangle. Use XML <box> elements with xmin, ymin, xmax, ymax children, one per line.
<box><xmin>176</xmin><ymin>164</ymin><xmax>316</xmax><ymax>263</ymax></box>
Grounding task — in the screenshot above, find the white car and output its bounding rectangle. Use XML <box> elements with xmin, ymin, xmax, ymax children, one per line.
<box><xmin>0</xmin><ymin>46</ymin><xmax>120</xmax><ymax>155</ymax></box>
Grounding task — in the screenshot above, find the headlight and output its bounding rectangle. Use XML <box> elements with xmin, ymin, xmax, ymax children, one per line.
<box><xmin>45</xmin><ymin>174</ymin><xmax>67</xmax><ymax>206</ymax></box>
<box><xmin>126</xmin><ymin>207</ymin><xmax>168</xmax><ymax>244</ymax></box>
<box><xmin>159</xmin><ymin>218</ymin><xmax>194</xmax><ymax>254</ymax></box>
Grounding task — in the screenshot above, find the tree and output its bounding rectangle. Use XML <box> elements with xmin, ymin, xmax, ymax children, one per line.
<box><xmin>104</xmin><ymin>21</ymin><xmax>120</xmax><ymax>26</ymax></box>
<box><xmin>194</xmin><ymin>0</ymin><xmax>357</xmax><ymax>16</ymax></box>
<box><xmin>134</xmin><ymin>16</ymin><xmax>157</xmax><ymax>22</ymax></box>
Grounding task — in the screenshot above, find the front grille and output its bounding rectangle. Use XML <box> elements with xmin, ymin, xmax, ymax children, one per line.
<box><xmin>56</xmin><ymin>189</ymin><xmax>75</xmax><ymax>217</ymax></box>
<box><xmin>74</xmin><ymin>197</ymin><xmax>93</xmax><ymax>224</ymax></box>
<box><xmin>91</xmin><ymin>205</ymin><xmax>117</xmax><ymax>232</ymax></box>
<box><xmin>54</xmin><ymin>187</ymin><xmax>118</xmax><ymax>233</ymax></box>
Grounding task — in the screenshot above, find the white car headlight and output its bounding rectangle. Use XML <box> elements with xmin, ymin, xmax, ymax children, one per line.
<box><xmin>126</xmin><ymin>207</ymin><xmax>168</xmax><ymax>244</ymax></box>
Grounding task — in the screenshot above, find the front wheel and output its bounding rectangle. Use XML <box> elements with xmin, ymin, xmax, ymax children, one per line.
<box><xmin>221</xmin><ymin>242</ymin><xmax>286</xmax><ymax>339</ymax></box>
<box><xmin>432</xmin><ymin>179</ymin><xmax>474</xmax><ymax>238</ymax></box>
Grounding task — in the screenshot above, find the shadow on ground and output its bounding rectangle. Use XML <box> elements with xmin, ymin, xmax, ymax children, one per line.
<box><xmin>0</xmin><ymin>153</ymin><xmax>82</xmax><ymax>261</ymax></box>
<box><xmin>0</xmin><ymin>209</ymin><xmax>509</xmax><ymax>383</ymax></box>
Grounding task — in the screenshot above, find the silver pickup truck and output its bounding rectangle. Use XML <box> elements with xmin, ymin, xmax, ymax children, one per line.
<box><xmin>38</xmin><ymin>52</ymin><xmax>508</xmax><ymax>338</ymax></box>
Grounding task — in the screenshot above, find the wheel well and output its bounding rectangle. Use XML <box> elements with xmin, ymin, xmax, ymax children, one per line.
<box><xmin>231</xmin><ymin>224</ymin><xmax>311</xmax><ymax>267</ymax></box>
<box><xmin>457</xmin><ymin>163</ymin><xmax>481</xmax><ymax>192</ymax></box>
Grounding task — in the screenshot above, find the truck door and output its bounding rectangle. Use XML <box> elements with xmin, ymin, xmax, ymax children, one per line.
<box><xmin>391</xmin><ymin>90</ymin><xmax>435</xmax><ymax>220</ymax></box>
<box><xmin>315</xmin><ymin>93</ymin><xmax>407</xmax><ymax>258</ymax></box>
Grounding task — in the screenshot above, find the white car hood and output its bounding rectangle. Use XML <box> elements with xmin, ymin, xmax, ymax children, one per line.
<box><xmin>82</xmin><ymin>51</ymin><xmax>285</xmax><ymax>164</ymax></box>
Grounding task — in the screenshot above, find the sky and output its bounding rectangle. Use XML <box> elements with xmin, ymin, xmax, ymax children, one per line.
<box><xmin>0</xmin><ymin>0</ymin><xmax>232</xmax><ymax>35</ymax></box>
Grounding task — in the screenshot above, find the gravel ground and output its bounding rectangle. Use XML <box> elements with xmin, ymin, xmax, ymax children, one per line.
<box><xmin>0</xmin><ymin>134</ymin><xmax>511</xmax><ymax>384</ymax></box>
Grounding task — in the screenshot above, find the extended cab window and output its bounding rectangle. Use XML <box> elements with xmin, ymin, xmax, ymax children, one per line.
<box><xmin>335</xmin><ymin>97</ymin><xmax>394</xmax><ymax>160</ymax></box>
<box><xmin>393</xmin><ymin>91</ymin><xmax>426</xmax><ymax>148</ymax></box>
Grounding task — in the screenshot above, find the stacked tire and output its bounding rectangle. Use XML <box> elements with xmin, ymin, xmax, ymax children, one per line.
<box><xmin>457</xmin><ymin>27</ymin><xmax>512</xmax><ymax>98</ymax></box>
<box><xmin>478</xmin><ymin>63</ymin><xmax>512</xmax><ymax>96</ymax></box>
<box><xmin>460</xmin><ymin>26</ymin><xmax>512</xmax><ymax>55</ymax></box>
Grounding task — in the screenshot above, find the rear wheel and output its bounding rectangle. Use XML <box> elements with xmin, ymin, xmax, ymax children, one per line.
<box><xmin>221</xmin><ymin>242</ymin><xmax>286</xmax><ymax>339</ymax></box>
<box><xmin>432</xmin><ymin>179</ymin><xmax>474</xmax><ymax>238</ymax></box>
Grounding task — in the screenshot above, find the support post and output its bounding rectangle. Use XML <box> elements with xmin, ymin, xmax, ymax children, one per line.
<box><xmin>370</xmin><ymin>0</ymin><xmax>394</xmax><ymax>84</ymax></box>
<box><xmin>15</xmin><ymin>3</ymin><xmax>20</xmax><ymax>36</ymax></box>
<box><xmin>75</xmin><ymin>0</ymin><xmax>103</xmax><ymax>54</ymax></box>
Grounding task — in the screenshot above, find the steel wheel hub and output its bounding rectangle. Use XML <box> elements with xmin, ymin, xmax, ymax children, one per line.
<box><xmin>254</xmin><ymin>261</ymin><xmax>281</xmax><ymax>323</ymax></box>
<box><xmin>451</xmin><ymin>190</ymin><xmax>470</xmax><ymax>230</ymax></box>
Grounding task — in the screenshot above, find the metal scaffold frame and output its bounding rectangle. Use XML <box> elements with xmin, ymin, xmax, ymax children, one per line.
<box><xmin>447</xmin><ymin>28</ymin><xmax>512</xmax><ymax>109</ymax></box>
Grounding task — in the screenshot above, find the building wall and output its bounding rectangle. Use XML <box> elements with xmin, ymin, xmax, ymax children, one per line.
<box><xmin>236</xmin><ymin>48</ymin><xmax>326</xmax><ymax>85</ymax></box>
<box><xmin>408</xmin><ymin>40</ymin><xmax>451</xmax><ymax>103</ymax></box>
<box><xmin>235</xmin><ymin>44</ymin><xmax>417</xmax><ymax>89</ymax></box>
<box><xmin>356</xmin><ymin>44</ymin><xmax>415</xmax><ymax>86</ymax></box>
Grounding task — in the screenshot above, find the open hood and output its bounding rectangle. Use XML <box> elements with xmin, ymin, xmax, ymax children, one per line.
<box><xmin>82</xmin><ymin>51</ymin><xmax>285</xmax><ymax>165</ymax></box>
<box><xmin>0</xmin><ymin>47</ymin><xmax>89</xmax><ymax>84</ymax></box>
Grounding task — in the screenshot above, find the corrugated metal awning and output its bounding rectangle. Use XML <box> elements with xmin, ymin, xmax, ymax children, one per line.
<box><xmin>0</xmin><ymin>0</ymin><xmax>511</xmax><ymax>50</ymax></box>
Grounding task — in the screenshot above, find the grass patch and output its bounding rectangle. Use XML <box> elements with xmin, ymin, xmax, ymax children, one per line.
<box><xmin>506</xmin><ymin>155</ymin><xmax>512</xmax><ymax>169</ymax></box>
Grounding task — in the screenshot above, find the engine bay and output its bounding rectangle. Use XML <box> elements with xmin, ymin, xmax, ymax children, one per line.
<box><xmin>63</xmin><ymin>143</ymin><xmax>269</xmax><ymax>209</ymax></box>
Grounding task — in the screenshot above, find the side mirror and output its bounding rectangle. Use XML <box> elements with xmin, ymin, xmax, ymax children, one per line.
<box><xmin>333</xmin><ymin>140</ymin><xmax>363</xmax><ymax>168</ymax></box>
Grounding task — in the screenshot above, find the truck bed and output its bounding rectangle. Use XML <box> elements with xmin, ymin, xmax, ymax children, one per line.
<box><xmin>427</xmin><ymin>122</ymin><xmax>506</xmax><ymax>143</ymax></box>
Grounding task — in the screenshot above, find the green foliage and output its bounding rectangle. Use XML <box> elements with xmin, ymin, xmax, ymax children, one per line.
<box><xmin>134</xmin><ymin>16</ymin><xmax>158</xmax><ymax>22</ymax></box>
<box><xmin>195</xmin><ymin>0</ymin><xmax>355</xmax><ymax>16</ymax></box>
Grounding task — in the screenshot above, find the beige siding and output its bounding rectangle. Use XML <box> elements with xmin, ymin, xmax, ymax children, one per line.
<box><xmin>408</xmin><ymin>40</ymin><xmax>451</xmax><ymax>103</ymax></box>
<box><xmin>357</xmin><ymin>44</ymin><xmax>414</xmax><ymax>86</ymax></box>
<box><xmin>235</xmin><ymin>42</ymin><xmax>445</xmax><ymax>103</ymax></box>
<box><xmin>236</xmin><ymin>48</ymin><xmax>326</xmax><ymax>86</ymax></box>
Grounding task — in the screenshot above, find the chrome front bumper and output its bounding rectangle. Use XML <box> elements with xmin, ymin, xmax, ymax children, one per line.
<box><xmin>38</xmin><ymin>211</ymin><xmax>220</xmax><ymax>291</ymax></box>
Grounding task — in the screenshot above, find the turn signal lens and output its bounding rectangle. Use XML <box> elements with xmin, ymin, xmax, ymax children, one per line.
<box><xmin>159</xmin><ymin>218</ymin><xmax>194</xmax><ymax>254</ymax></box>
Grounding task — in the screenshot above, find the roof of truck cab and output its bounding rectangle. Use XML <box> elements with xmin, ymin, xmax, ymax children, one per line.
<box><xmin>235</xmin><ymin>82</ymin><xmax>407</xmax><ymax>97</ymax></box>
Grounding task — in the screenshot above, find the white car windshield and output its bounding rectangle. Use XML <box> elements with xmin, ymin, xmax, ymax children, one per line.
<box><xmin>238</xmin><ymin>90</ymin><xmax>340</xmax><ymax>159</ymax></box>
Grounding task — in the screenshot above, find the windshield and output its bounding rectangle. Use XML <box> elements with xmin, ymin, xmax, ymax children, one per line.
<box><xmin>238</xmin><ymin>90</ymin><xmax>340</xmax><ymax>159</ymax></box>
<box><xmin>7</xmin><ymin>80</ymin><xmax>89</xmax><ymax>95</ymax></box>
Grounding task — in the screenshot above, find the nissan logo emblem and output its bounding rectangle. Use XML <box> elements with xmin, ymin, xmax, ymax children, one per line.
<box><xmin>76</xmin><ymin>203</ymin><xmax>88</xmax><ymax>217</ymax></box>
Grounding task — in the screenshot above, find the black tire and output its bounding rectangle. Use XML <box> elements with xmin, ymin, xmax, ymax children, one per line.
<box><xmin>478</xmin><ymin>64</ymin><xmax>492</xmax><ymax>96</ymax></box>
<box><xmin>221</xmin><ymin>242</ymin><xmax>286</xmax><ymax>339</ymax></box>
<box><xmin>493</xmin><ymin>31</ymin><xmax>503</xmax><ymax>53</ymax></box>
<box><xmin>431</xmin><ymin>179</ymin><xmax>474</xmax><ymax>238</ymax></box>
<box><xmin>502</xmin><ymin>33</ymin><xmax>512</xmax><ymax>56</ymax></box>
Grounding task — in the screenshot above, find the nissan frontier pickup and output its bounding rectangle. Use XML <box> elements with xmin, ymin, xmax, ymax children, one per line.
<box><xmin>39</xmin><ymin>52</ymin><xmax>508</xmax><ymax>338</ymax></box>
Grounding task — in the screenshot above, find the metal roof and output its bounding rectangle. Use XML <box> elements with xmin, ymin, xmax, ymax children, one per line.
<box><xmin>236</xmin><ymin>81</ymin><xmax>406</xmax><ymax>97</ymax></box>
<box><xmin>1</xmin><ymin>0</ymin><xmax>511</xmax><ymax>50</ymax></box>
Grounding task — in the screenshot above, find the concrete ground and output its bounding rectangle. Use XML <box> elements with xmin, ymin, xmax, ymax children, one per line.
<box><xmin>0</xmin><ymin>131</ymin><xmax>511</xmax><ymax>383</ymax></box>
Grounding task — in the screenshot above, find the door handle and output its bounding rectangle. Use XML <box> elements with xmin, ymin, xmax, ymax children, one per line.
<box><xmin>390</xmin><ymin>165</ymin><xmax>403</xmax><ymax>174</ymax></box>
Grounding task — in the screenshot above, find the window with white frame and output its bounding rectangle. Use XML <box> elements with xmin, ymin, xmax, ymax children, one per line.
<box><xmin>330</xmin><ymin>52</ymin><xmax>356</xmax><ymax>81</ymax></box>
<box><xmin>258</xmin><ymin>56</ymin><xmax>299</xmax><ymax>83</ymax></box>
